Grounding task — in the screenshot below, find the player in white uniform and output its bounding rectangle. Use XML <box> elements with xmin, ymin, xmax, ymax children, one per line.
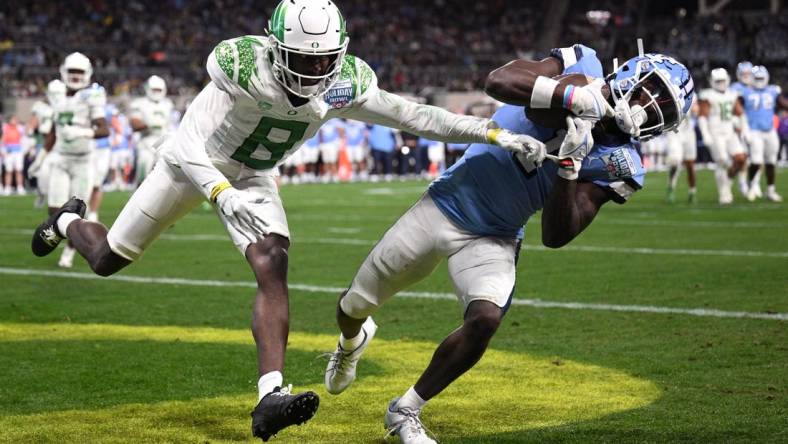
<box><xmin>697</xmin><ymin>68</ymin><xmax>748</xmax><ymax>204</ymax></box>
<box><xmin>343</xmin><ymin>119</ymin><xmax>369</xmax><ymax>179</ymax></box>
<box><xmin>665</xmin><ymin>100</ymin><xmax>698</xmax><ymax>203</ymax></box>
<box><xmin>130</xmin><ymin>75</ymin><xmax>174</xmax><ymax>185</ymax></box>
<box><xmin>27</xmin><ymin>80</ymin><xmax>67</xmax><ymax>207</ymax></box>
<box><xmin>30</xmin><ymin>1</ymin><xmax>542</xmax><ymax>440</ymax></box>
<box><xmin>43</xmin><ymin>52</ymin><xmax>109</xmax><ymax>267</ymax></box>
<box><xmin>318</xmin><ymin>117</ymin><xmax>344</xmax><ymax>181</ymax></box>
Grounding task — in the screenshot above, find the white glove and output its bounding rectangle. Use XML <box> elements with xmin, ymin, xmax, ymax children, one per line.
<box><xmin>214</xmin><ymin>186</ymin><xmax>271</xmax><ymax>243</ymax></box>
<box><xmin>59</xmin><ymin>125</ymin><xmax>95</xmax><ymax>142</ymax></box>
<box><xmin>546</xmin><ymin>117</ymin><xmax>594</xmax><ymax>180</ymax></box>
<box><xmin>487</xmin><ymin>126</ymin><xmax>548</xmax><ymax>166</ymax></box>
<box><xmin>566</xmin><ymin>79</ymin><xmax>614</xmax><ymax>121</ymax></box>
<box><xmin>28</xmin><ymin>149</ymin><xmax>48</xmax><ymax>177</ymax></box>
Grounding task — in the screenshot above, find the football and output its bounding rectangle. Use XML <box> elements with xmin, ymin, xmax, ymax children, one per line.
<box><xmin>524</xmin><ymin>73</ymin><xmax>591</xmax><ymax>129</ymax></box>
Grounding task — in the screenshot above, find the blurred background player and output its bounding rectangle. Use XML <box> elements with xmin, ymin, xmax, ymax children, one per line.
<box><xmin>732</xmin><ymin>61</ymin><xmax>754</xmax><ymax>193</ymax></box>
<box><xmin>343</xmin><ymin>119</ymin><xmax>368</xmax><ymax>180</ymax></box>
<box><xmin>130</xmin><ymin>75</ymin><xmax>174</xmax><ymax>186</ymax></box>
<box><xmin>318</xmin><ymin>118</ymin><xmax>344</xmax><ymax>182</ymax></box>
<box><xmin>698</xmin><ymin>68</ymin><xmax>748</xmax><ymax>204</ymax></box>
<box><xmin>302</xmin><ymin>131</ymin><xmax>321</xmax><ymax>183</ymax></box>
<box><xmin>666</xmin><ymin>100</ymin><xmax>699</xmax><ymax>203</ymax></box>
<box><xmin>48</xmin><ymin>52</ymin><xmax>109</xmax><ymax>267</ymax></box>
<box><xmin>87</xmin><ymin>103</ymin><xmax>120</xmax><ymax>222</ymax></box>
<box><xmin>107</xmin><ymin>109</ymin><xmax>133</xmax><ymax>191</ymax></box>
<box><xmin>369</xmin><ymin>124</ymin><xmax>399</xmax><ymax>181</ymax></box>
<box><xmin>27</xmin><ymin>79</ymin><xmax>66</xmax><ymax>206</ymax></box>
<box><xmin>2</xmin><ymin>115</ymin><xmax>26</xmax><ymax>195</ymax></box>
<box><xmin>742</xmin><ymin>66</ymin><xmax>788</xmax><ymax>202</ymax></box>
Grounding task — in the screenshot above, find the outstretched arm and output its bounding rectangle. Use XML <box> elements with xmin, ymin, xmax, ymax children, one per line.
<box><xmin>541</xmin><ymin>179</ymin><xmax>610</xmax><ymax>248</ymax></box>
<box><xmin>484</xmin><ymin>58</ymin><xmax>563</xmax><ymax>105</ymax></box>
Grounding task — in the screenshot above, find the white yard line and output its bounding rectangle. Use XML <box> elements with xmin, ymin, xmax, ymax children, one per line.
<box><xmin>3</xmin><ymin>229</ymin><xmax>787</xmax><ymax>258</ymax></box>
<box><xmin>0</xmin><ymin>267</ymin><xmax>784</xmax><ymax>321</ymax></box>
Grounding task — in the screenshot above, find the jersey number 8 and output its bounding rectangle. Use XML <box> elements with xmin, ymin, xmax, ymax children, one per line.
<box><xmin>231</xmin><ymin>117</ymin><xmax>309</xmax><ymax>169</ymax></box>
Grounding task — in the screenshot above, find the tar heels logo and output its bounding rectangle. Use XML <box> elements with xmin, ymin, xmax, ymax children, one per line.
<box><xmin>325</xmin><ymin>80</ymin><xmax>354</xmax><ymax>109</ymax></box>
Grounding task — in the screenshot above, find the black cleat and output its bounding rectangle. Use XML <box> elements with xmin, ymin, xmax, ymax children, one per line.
<box><xmin>251</xmin><ymin>385</ymin><xmax>319</xmax><ymax>442</ymax></box>
<box><xmin>31</xmin><ymin>196</ymin><xmax>86</xmax><ymax>257</ymax></box>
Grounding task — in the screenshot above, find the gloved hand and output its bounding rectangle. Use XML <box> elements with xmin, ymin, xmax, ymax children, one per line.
<box><xmin>546</xmin><ymin>117</ymin><xmax>594</xmax><ymax>180</ymax></box>
<box><xmin>59</xmin><ymin>125</ymin><xmax>95</xmax><ymax>142</ymax></box>
<box><xmin>565</xmin><ymin>79</ymin><xmax>614</xmax><ymax>121</ymax></box>
<box><xmin>213</xmin><ymin>185</ymin><xmax>271</xmax><ymax>243</ymax></box>
<box><xmin>487</xmin><ymin>125</ymin><xmax>548</xmax><ymax>166</ymax></box>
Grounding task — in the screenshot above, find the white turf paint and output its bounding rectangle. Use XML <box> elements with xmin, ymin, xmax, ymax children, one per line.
<box><xmin>0</xmin><ymin>266</ymin><xmax>785</xmax><ymax>321</ymax></box>
<box><xmin>3</xmin><ymin>229</ymin><xmax>788</xmax><ymax>257</ymax></box>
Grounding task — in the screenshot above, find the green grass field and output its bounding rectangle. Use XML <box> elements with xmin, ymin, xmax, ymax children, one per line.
<box><xmin>0</xmin><ymin>170</ymin><xmax>786</xmax><ymax>443</ymax></box>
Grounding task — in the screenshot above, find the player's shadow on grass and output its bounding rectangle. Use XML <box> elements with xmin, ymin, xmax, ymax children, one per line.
<box><xmin>0</xmin><ymin>339</ymin><xmax>383</xmax><ymax>416</ymax></box>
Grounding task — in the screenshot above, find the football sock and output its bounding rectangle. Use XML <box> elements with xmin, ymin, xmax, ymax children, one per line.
<box><xmin>339</xmin><ymin>328</ymin><xmax>365</xmax><ymax>351</ymax></box>
<box><xmin>57</xmin><ymin>213</ymin><xmax>82</xmax><ymax>238</ymax></box>
<box><xmin>258</xmin><ymin>370</ymin><xmax>283</xmax><ymax>400</ymax></box>
<box><xmin>688</xmin><ymin>187</ymin><xmax>696</xmax><ymax>195</ymax></box>
<box><xmin>768</xmin><ymin>185</ymin><xmax>776</xmax><ymax>194</ymax></box>
<box><xmin>398</xmin><ymin>386</ymin><xmax>427</xmax><ymax>411</ymax></box>
<box><xmin>86</xmin><ymin>211</ymin><xmax>98</xmax><ymax>222</ymax></box>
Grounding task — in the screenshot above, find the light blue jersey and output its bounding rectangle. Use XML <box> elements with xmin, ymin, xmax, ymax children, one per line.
<box><xmin>95</xmin><ymin>104</ymin><xmax>116</xmax><ymax>150</ymax></box>
<box><xmin>428</xmin><ymin>44</ymin><xmax>646</xmax><ymax>239</ymax></box>
<box><xmin>320</xmin><ymin>118</ymin><xmax>342</xmax><ymax>143</ymax></box>
<box><xmin>731</xmin><ymin>81</ymin><xmax>749</xmax><ymax>98</ymax></box>
<box><xmin>304</xmin><ymin>132</ymin><xmax>320</xmax><ymax>148</ymax></box>
<box><xmin>344</xmin><ymin>120</ymin><xmax>367</xmax><ymax>147</ymax></box>
<box><xmin>741</xmin><ymin>85</ymin><xmax>781</xmax><ymax>131</ymax></box>
<box><xmin>369</xmin><ymin>124</ymin><xmax>396</xmax><ymax>152</ymax></box>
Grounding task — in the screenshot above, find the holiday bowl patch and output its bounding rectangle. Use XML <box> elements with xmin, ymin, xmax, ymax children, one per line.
<box><xmin>325</xmin><ymin>80</ymin><xmax>355</xmax><ymax>109</ymax></box>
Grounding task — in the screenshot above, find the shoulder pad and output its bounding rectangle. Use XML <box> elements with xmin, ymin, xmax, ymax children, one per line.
<box><xmin>211</xmin><ymin>35</ymin><xmax>265</xmax><ymax>93</ymax></box>
<box><xmin>325</xmin><ymin>55</ymin><xmax>377</xmax><ymax>109</ymax></box>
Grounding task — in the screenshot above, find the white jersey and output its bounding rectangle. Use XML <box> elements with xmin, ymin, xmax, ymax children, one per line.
<box><xmin>160</xmin><ymin>35</ymin><xmax>491</xmax><ymax>200</ymax></box>
<box><xmin>53</xmin><ymin>83</ymin><xmax>106</xmax><ymax>154</ymax></box>
<box><xmin>129</xmin><ymin>96</ymin><xmax>175</xmax><ymax>147</ymax></box>
<box><xmin>31</xmin><ymin>101</ymin><xmax>55</xmax><ymax>134</ymax></box>
<box><xmin>699</xmin><ymin>88</ymin><xmax>738</xmax><ymax>134</ymax></box>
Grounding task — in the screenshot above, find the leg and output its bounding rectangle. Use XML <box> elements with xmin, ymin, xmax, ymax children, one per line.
<box><xmin>765</xmin><ymin>130</ymin><xmax>781</xmax><ymax>201</ymax></box>
<box><xmin>246</xmin><ymin>234</ymin><xmax>291</xmax><ymax>376</ymax></box>
<box><xmin>413</xmin><ymin>300</ymin><xmax>503</xmax><ymax>400</ymax></box>
<box><xmin>327</xmin><ymin>195</ymin><xmax>444</xmax><ymax>394</ymax></box>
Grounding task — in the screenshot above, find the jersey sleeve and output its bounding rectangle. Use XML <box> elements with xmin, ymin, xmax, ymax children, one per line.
<box><xmin>578</xmin><ymin>143</ymin><xmax>646</xmax><ymax>204</ymax></box>
<box><xmin>549</xmin><ymin>44</ymin><xmax>604</xmax><ymax>78</ymax></box>
<box><xmin>207</xmin><ymin>37</ymin><xmax>263</xmax><ymax>99</ymax></box>
<box><xmin>86</xmin><ymin>85</ymin><xmax>107</xmax><ymax>120</ymax></box>
<box><xmin>162</xmin><ymin>81</ymin><xmax>235</xmax><ymax>200</ymax></box>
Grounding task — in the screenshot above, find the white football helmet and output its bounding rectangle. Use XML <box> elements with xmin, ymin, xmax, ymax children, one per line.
<box><xmin>59</xmin><ymin>52</ymin><xmax>93</xmax><ymax>91</ymax></box>
<box><xmin>267</xmin><ymin>0</ymin><xmax>349</xmax><ymax>98</ymax></box>
<box><xmin>752</xmin><ymin>65</ymin><xmax>769</xmax><ymax>89</ymax></box>
<box><xmin>144</xmin><ymin>75</ymin><xmax>167</xmax><ymax>101</ymax></box>
<box><xmin>46</xmin><ymin>79</ymin><xmax>67</xmax><ymax>106</ymax></box>
<box><xmin>709</xmin><ymin>68</ymin><xmax>730</xmax><ymax>93</ymax></box>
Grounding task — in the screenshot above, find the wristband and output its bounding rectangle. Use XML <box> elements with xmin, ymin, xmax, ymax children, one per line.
<box><xmin>210</xmin><ymin>181</ymin><xmax>232</xmax><ymax>202</ymax></box>
<box><xmin>530</xmin><ymin>76</ymin><xmax>560</xmax><ymax>109</ymax></box>
<box><xmin>562</xmin><ymin>85</ymin><xmax>576</xmax><ymax>109</ymax></box>
<box><xmin>486</xmin><ymin>128</ymin><xmax>502</xmax><ymax>144</ymax></box>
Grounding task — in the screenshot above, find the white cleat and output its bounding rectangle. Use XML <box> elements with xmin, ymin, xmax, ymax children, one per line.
<box><xmin>718</xmin><ymin>188</ymin><xmax>734</xmax><ymax>205</ymax></box>
<box><xmin>384</xmin><ymin>398</ymin><xmax>437</xmax><ymax>444</ymax></box>
<box><xmin>58</xmin><ymin>246</ymin><xmax>76</xmax><ymax>268</ymax></box>
<box><xmin>325</xmin><ymin>317</ymin><xmax>377</xmax><ymax>395</ymax></box>
<box><xmin>746</xmin><ymin>186</ymin><xmax>758</xmax><ymax>202</ymax></box>
<box><xmin>766</xmin><ymin>190</ymin><xmax>783</xmax><ymax>202</ymax></box>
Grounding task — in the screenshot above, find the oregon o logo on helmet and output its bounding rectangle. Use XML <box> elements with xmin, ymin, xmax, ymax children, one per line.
<box><xmin>312</xmin><ymin>42</ymin><xmax>319</xmax><ymax>48</ymax></box>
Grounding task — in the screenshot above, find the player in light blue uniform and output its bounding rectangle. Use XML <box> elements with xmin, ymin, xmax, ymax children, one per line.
<box><xmin>741</xmin><ymin>66</ymin><xmax>788</xmax><ymax>201</ymax></box>
<box><xmin>343</xmin><ymin>119</ymin><xmax>368</xmax><ymax>179</ymax></box>
<box><xmin>324</xmin><ymin>44</ymin><xmax>694</xmax><ymax>443</ymax></box>
<box><xmin>731</xmin><ymin>61</ymin><xmax>753</xmax><ymax>97</ymax></box>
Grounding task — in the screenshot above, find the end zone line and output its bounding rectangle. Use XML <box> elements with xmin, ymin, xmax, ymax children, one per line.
<box><xmin>0</xmin><ymin>267</ymin><xmax>784</xmax><ymax>321</ymax></box>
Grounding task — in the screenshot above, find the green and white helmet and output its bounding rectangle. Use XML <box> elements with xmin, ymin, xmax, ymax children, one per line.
<box><xmin>268</xmin><ymin>0</ymin><xmax>349</xmax><ymax>98</ymax></box>
<box><xmin>60</xmin><ymin>52</ymin><xmax>93</xmax><ymax>91</ymax></box>
<box><xmin>145</xmin><ymin>75</ymin><xmax>167</xmax><ymax>102</ymax></box>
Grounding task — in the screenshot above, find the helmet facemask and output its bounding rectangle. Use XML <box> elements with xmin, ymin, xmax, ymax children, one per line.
<box><xmin>609</xmin><ymin>62</ymin><xmax>682</xmax><ymax>141</ymax></box>
<box><xmin>59</xmin><ymin>52</ymin><xmax>93</xmax><ymax>91</ymax></box>
<box><xmin>269</xmin><ymin>37</ymin><xmax>348</xmax><ymax>98</ymax></box>
<box><xmin>145</xmin><ymin>75</ymin><xmax>167</xmax><ymax>102</ymax></box>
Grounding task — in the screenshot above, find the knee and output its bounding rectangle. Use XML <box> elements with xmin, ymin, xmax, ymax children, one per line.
<box><xmin>91</xmin><ymin>259</ymin><xmax>119</xmax><ymax>277</ymax></box>
<box><xmin>248</xmin><ymin>243</ymin><xmax>289</xmax><ymax>279</ymax></box>
<box><xmin>464</xmin><ymin>308</ymin><xmax>502</xmax><ymax>339</ymax></box>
